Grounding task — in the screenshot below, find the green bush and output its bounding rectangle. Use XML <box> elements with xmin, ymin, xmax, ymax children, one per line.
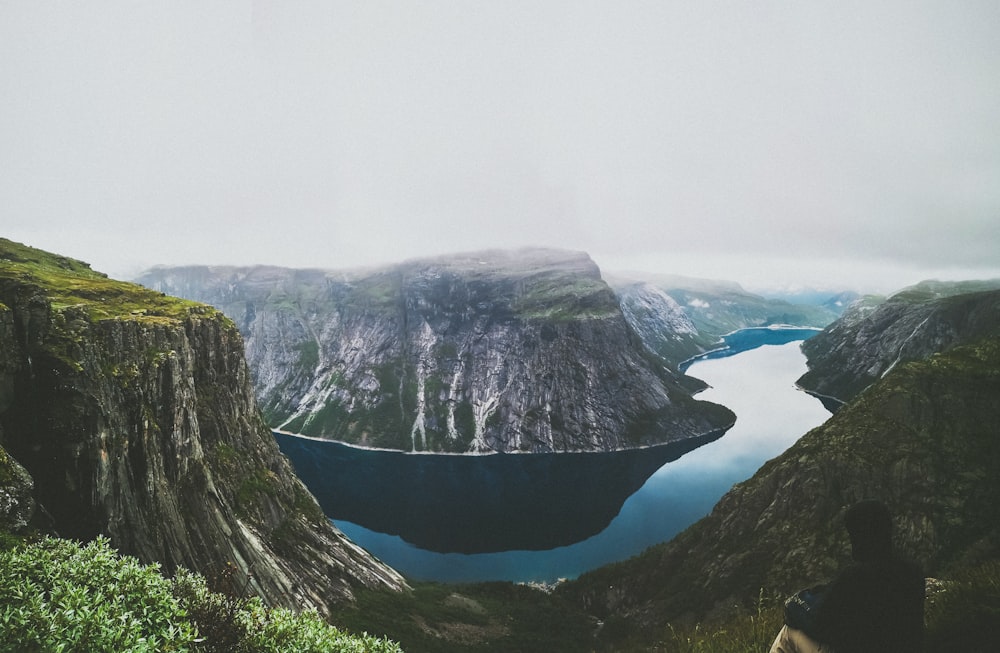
<box><xmin>0</xmin><ymin>537</ymin><xmax>194</xmax><ymax>652</ymax></box>
<box><xmin>0</xmin><ymin>537</ymin><xmax>404</xmax><ymax>653</ymax></box>
<box><xmin>172</xmin><ymin>568</ymin><xmax>403</xmax><ymax>653</ymax></box>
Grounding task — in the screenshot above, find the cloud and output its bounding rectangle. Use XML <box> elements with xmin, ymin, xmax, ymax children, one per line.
<box><xmin>2</xmin><ymin>2</ymin><xmax>999</xmax><ymax>292</ymax></box>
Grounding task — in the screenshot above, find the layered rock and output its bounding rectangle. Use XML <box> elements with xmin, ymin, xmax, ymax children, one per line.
<box><xmin>798</xmin><ymin>280</ymin><xmax>1000</xmax><ymax>407</ymax></box>
<box><xmin>0</xmin><ymin>238</ymin><xmax>405</xmax><ymax>614</ymax></box>
<box><xmin>138</xmin><ymin>249</ymin><xmax>734</xmax><ymax>453</ymax></box>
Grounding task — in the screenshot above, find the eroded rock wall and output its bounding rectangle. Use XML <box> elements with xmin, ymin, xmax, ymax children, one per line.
<box><xmin>139</xmin><ymin>250</ymin><xmax>735</xmax><ymax>453</ymax></box>
<box><xmin>0</xmin><ymin>252</ymin><xmax>405</xmax><ymax>614</ymax></box>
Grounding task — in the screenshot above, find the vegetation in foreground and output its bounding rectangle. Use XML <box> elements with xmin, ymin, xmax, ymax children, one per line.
<box><xmin>0</xmin><ymin>537</ymin><xmax>402</xmax><ymax>653</ymax></box>
<box><xmin>2</xmin><ymin>535</ymin><xmax>996</xmax><ymax>653</ymax></box>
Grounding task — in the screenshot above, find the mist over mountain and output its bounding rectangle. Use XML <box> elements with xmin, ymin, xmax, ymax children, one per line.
<box><xmin>137</xmin><ymin>249</ymin><xmax>737</xmax><ymax>453</ymax></box>
<box><xmin>608</xmin><ymin>272</ymin><xmax>841</xmax><ymax>369</ymax></box>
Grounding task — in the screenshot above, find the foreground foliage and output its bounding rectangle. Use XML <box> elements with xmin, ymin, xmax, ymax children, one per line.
<box><xmin>0</xmin><ymin>537</ymin><xmax>402</xmax><ymax>653</ymax></box>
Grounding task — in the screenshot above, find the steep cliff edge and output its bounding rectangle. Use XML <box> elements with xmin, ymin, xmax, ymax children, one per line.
<box><xmin>137</xmin><ymin>249</ymin><xmax>734</xmax><ymax>453</ymax></box>
<box><xmin>559</xmin><ymin>301</ymin><xmax>1000</xmax><ymax>641</ymax></box>
<box><xmin>0</xmin><ymin>238</ymin><xmax>405</xmax><ymax>614</ymax></box>
<box><xmin>797</xmin><ymin>280</ymin><xmax>1000</xmax><ymax>407</ymax></box>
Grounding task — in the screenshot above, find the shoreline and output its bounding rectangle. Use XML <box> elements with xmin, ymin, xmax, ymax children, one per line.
<box><xmin>271</xmin><ymin>423</ymin><xmax>735</xmax><ymax>458</ymax></box>
<box><xmin>678</xmin><ymin>324</ymin><xmax>822</xmax><ymax>371</ymax></box>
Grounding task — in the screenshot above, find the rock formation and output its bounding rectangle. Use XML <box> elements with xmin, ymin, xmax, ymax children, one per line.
<box><xmin>137</xmin><ymin>249</ymin><xmax>735</xmax><ymax>453</ymax></box>
<box><xmin>798</xmin><ymin>280</ymin><xmax>1000</xmax><ymax>407</ymax></box>
<box><xmin>0</xmin><ymin>238</ymin><xmax>406</xmax><ymax>615</ymax></box>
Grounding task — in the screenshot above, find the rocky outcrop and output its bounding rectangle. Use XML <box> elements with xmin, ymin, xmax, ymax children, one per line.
<box><xmin>798</xmin><ymin>281</ymin><xmax>1000</xmax><ymax>407</ymax></box>
<box><xmin>138</xmin><ymin>249</ymin><xmax>734</xmax><ymax>453</ymax></box>
<box><xmin>559</xmin><ymin>287</ymin><xmax>1000</xmax><ymax>642</ymax></box>
<box><xmin>0</xmin><ymin>238</ymin><xmax>406</xmax><ymax>615</ymax></box>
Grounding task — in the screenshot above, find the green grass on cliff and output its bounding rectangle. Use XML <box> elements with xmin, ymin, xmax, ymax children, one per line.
<box><xmin>511</xmin><ymin>274</ymin><xmax>620</xmax><ymax>321</ymax></box>
<box><xmin>0</xmin><ymin>238</ymin><xmax>205</xmax><ymax>324</ymax></box>
<box><xmin>0</xmin><ymin>536</ymin><xmax>403</xmax><ymax>653</ymax></box>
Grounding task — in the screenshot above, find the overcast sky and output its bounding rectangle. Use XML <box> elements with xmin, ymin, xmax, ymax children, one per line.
<box><xmin>3</xmin><ymin>1</ymin><xmax>999</xmax><ymax>293</ymax></box>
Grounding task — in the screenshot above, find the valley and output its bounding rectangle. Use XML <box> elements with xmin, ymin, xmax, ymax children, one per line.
<box><xmin>3</xmin><ymin>238</ymin><xmax>998</xmax><ymax>651</ymax></box>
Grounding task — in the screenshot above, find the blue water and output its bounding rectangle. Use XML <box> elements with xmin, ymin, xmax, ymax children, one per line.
<box><xmin>275</xmin><ymin>332</ymin><xmax>829</xmax><ymax>584</ymax></box>
<box><xmin>679</xmin><ymin>326</ymin><xmax>822</xmax><ymax>372</ymax></box>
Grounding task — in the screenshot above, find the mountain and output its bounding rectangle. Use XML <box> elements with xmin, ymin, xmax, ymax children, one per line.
<box><xmin>608</xmin><ymin>273</ymin><xmax>841</xmax><ymax>369</ymax></box>
<box><xmin>136</xmin><ymin>249</ymin><xmax>735</xmax><ymax>453</ymax></box>
<box><xmin>797</xmin><ymin>280</ymin><xmax>1000</xmax><ymax>409</ymax></box>
<box><xmin>0</xmin><ymin>238</ymin><xmax>406</xmax><ymax>615</ymax></box>
<box><xmin>557</xmin><ymin>284</ymin><xmax>1000</xmax><ymax>646</ymax></box>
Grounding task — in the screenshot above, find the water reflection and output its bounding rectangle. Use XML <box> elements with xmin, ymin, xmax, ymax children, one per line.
<box><xmin>276</xmin><ymin>339</ymin><xmax>830</xmax><ymax>583</ymax></box>
<box><xmin>275</xmin><ymin>429</ymin><xmax>725</xmax><ymax>554</ymax></box>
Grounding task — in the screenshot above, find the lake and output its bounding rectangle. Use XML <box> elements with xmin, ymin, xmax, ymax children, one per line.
<box><xmin>274</xmin><ymin>329</ymin><xmax>830</xmax><ymax>583</ymax></box>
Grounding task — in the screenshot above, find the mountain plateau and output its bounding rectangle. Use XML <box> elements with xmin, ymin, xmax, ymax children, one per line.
<box><xmin>137</xmin><ymin>249</ymin><xmax>735</xmax><ymax>453</ymax></box>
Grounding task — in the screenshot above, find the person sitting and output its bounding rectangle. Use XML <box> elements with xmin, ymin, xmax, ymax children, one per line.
<box><xmin>769</xmin><ymin>500</ymin><xmax>925</xmax><ymax>653</ymax></box>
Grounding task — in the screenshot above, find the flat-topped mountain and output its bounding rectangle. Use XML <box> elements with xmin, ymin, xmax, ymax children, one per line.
<box><xmin>0</xmin><ymin>238</ymin><xmax>406</xmax><ymax>615</ymax></box>
<box><xmin>137</xmin><ymin>249</ymin><xmax>735</xmax><ymax>453</ymax></box>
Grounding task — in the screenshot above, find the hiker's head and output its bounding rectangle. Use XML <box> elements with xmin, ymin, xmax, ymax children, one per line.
<box><xmin>845</xmin><ymin>500</ymin><xmax>893</xmax><ymax>562</ymax></box>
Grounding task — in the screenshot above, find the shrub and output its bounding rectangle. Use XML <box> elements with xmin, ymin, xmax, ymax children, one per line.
<box><xmin>0</xmin><ymin>537</ymin><xmax>194</xmax><ymax>652</ymax></box>
<box><xmin>172</xmin><ymin>567</ymin><xmax>403</xmax><ymax>653</ymax></box>
<box><xmin>0</xmin><ymin>537</ymin><xmax>404</xmax><ymax>653</ymax></box>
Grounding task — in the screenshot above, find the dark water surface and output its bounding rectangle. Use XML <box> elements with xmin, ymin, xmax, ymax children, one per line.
<box><xmin>275</xmin><ymin>331</ymin><xmax>829</xmax><ymax>583</ymax></box>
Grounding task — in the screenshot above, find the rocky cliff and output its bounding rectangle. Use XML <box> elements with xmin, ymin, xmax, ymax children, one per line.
<box><xmin>0</xmin><ymin>238</ymin><xmax>406</xmax><ymax>615</ymax></box>
<box><xmin>609</xmin><ymin>273</ymin><xmax>840</xmax><ymax>369</ymax></box>
<box><xmin>137</xmin><ymin>249</ymin><xmax>734</xmax><ymax>453</ymax></box>
<box><xmin>559</xmin><ymin>285</ymin><xmax>1000</xmax><ymax>642</ymax></box>
<box><xmin>797</xmin><ymin>280</ymin><xmax>1000</xmax><ymax>407</ymax></box>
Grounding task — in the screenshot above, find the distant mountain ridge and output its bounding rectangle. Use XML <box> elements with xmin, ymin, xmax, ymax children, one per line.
<box><xmin>798</xmin><ymin>279</ymin><xmax>1000</xmax><ymax>407</ymax></box>
<box><xmin>608</xmin><ymin>272</ymin><xmax>841</xmax><ymax>368</ymax></box>
<box><xmin>138</xmin><ymin>249</ymin><xmax>735</xmax><ymax>453</ymax></box>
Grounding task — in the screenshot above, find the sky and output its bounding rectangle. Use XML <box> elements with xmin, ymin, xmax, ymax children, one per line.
<box><xmin>2</xmin><ymin>1</ymin><xmax>999</xmax><ymax>294</ymax></box>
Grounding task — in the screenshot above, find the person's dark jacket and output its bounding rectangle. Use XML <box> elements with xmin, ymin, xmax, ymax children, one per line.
<box><xmin>810</xmin><ymin>555</ymin><xmax>925</xmax><ymax>653</ymax></box>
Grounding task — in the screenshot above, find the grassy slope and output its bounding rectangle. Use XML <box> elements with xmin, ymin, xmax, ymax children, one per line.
<box><xmin>0</xmin><ymin>238</ymin><xmax>209</xmax><ymax>325</ymax></box>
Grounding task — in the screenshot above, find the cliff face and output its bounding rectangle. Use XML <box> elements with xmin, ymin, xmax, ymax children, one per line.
<box><xmin>609</xmin><ymin>273</ymin><xmax>839</xmax><ymax>370</ymax></box>
<box><xmin>798</xmin><ymin>281</ymin><xmax>1000</xmax><ymax>406</ymax></box>
<box><xmin>560</xmin><ymin>289</ymin><xmax>1000</xmax><ymax>640</ymax></box>
<box><xmin>0</xmin><ymin>238</ymin><xmax>405</xmax><ymax>614</ymax></box>
<box><xmin>138</xmin><ymin>249</ymin><xmax>734</xmax><ymax>453</ymax></box>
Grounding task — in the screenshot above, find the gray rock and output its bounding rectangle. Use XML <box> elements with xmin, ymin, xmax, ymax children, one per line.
<box><xmin>138</xmin><ymin>248</ymin><xmax>735</xmax><ymax>453</ymax></box>
<box><xmin>0</xmin><ymin>239</ymin><xmax>406</xmax><ymax>615</ymax></box>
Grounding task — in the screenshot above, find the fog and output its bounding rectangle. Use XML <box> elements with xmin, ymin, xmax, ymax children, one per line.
<box><xmin>3</xmin><ymin>2</ymin><xmax>999</xmax><ymax>293</ymax></box>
